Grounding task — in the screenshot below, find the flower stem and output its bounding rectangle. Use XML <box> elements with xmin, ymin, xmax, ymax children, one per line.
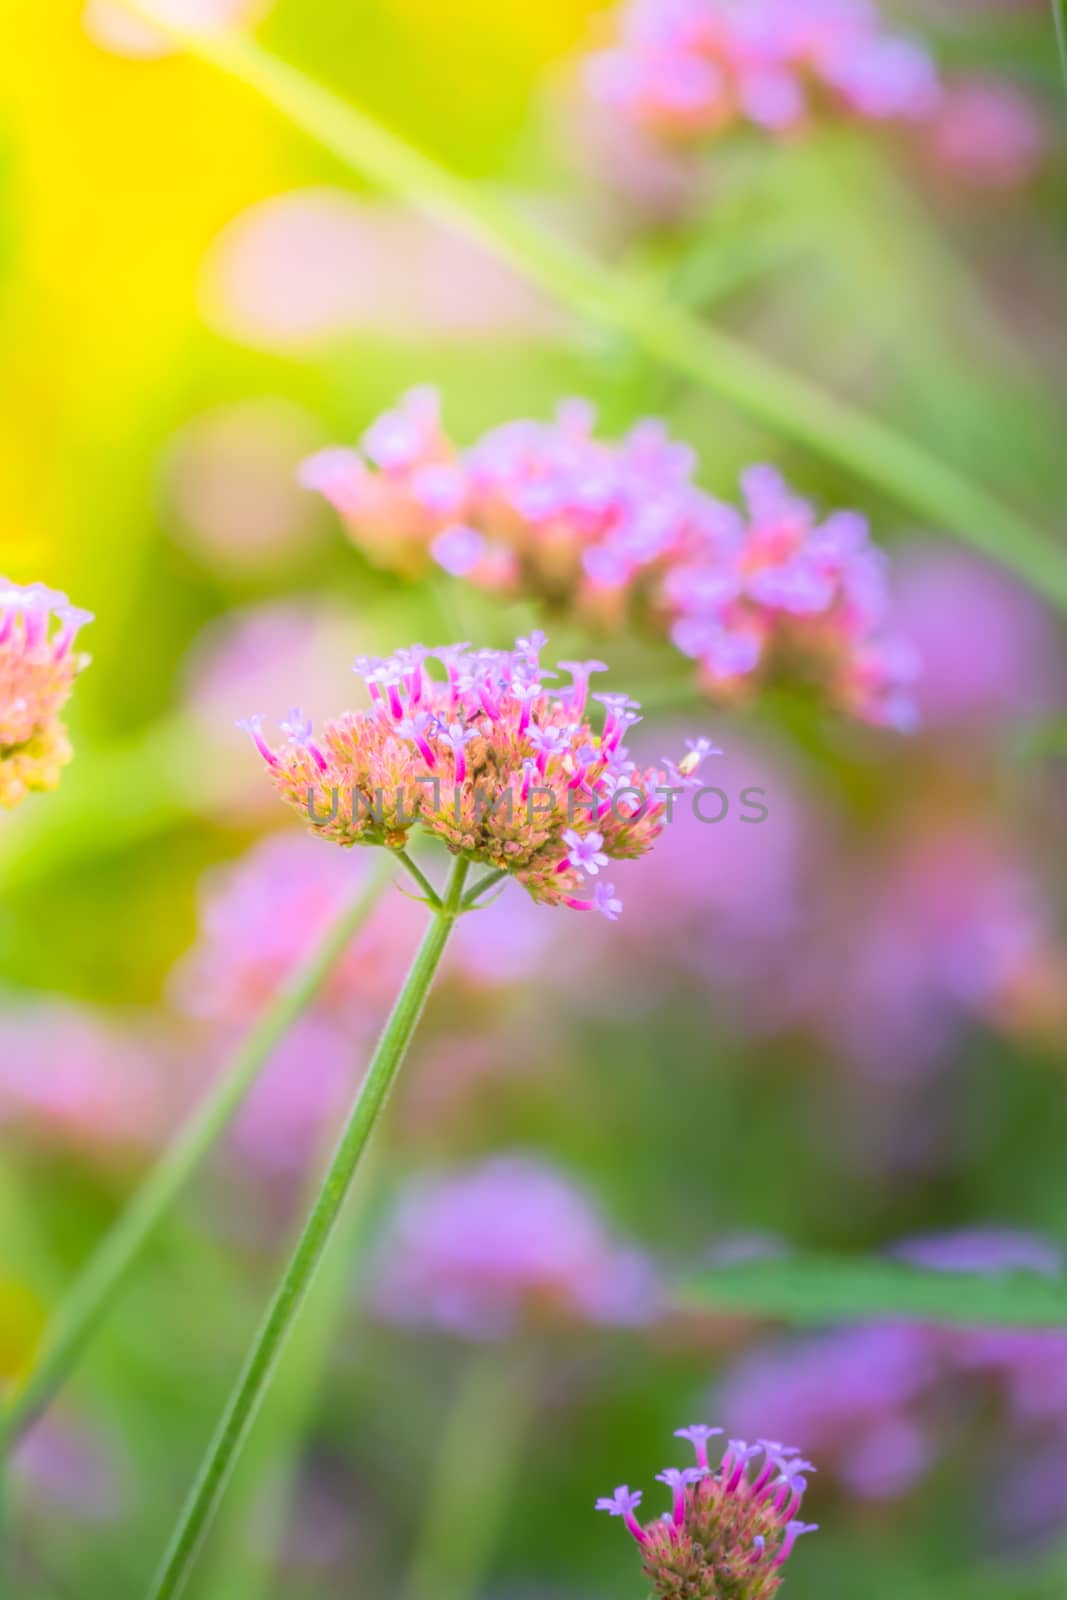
<box><xmin>461</xmin><ymin>867</ymin><xmax>509</xmax><ymax>909</ymax></box>
<box><xmin>145</xmin><ymin>853</ymin><xmax>471</xmax><ymax>1600</ymax></box>
<box><xmin>113</xmin><ymin>3</ymin><xmax>1067</xmax><ymax>612</ymax></box>
<box><xmin>393</xmin><ymin>847</ymin><xmax>443</xmax><ymax>909</ymax></box>
<box><xmin>2</xmin><ymin>852</ymin><xmax>395</xmax><ymax>1447</ymax></box>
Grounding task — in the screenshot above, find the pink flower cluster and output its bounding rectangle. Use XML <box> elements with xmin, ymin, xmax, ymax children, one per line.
<box><xmin>1</xmin><ymin>580</ymin><xmax>93</xmax><ymax>808</ymax></box>
<box><xmin>598</xmin><ymin>1426</ymin><xmax>817</xmax><ymax>1598</ymax></box>
<box><xmin>302</xmin><ymin>393</ymin><xmax>917</xmax><ymax>730</ymax></box>
<box><xmin>371</xmin><ymin>1154</ymin><xmax>661</xmax><ymax>1338</ymax></box>
<box><xmin>584</xmin><ymin>0</ymin><xmax>939</xmax><ymax>143</ymax></box>
<box><xmin>240</xmin><ymin>633</ymin><xmax>711</xmax><ymax>915</ymax></box>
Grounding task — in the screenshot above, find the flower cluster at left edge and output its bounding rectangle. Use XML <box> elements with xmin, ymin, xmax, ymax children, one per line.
<box><xmin>1</xmin><ymin>580</ymin><xmax>93</xmax><ymax>809</ymax></box>
<box><xmin>239</xmin><ymin>633</ymin><xmax>716</xmax><ymax>916</ymax></box>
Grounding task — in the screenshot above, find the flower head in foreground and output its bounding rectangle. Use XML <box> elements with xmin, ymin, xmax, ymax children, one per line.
<box><xmin>1</xmin><ymin>581</ymin><xmax>93</xmax><ymax>808</ymax></box>
<box><xmin>240</xmin><ymin>635</ymin><xmax>712</xmax><ymax>914</ymax></box>
<box><xmin>371</xmin><ymin>1155</ymin><xmax>660</xmax><ymax>1339</ymax></box>
<box><xmin>584</xmin><ymin>0</ymin><xmax>939</xmax><ymax>146</ymax></box>
<box><xmin>302</xmin><ymin>395</ymin><xmax>916</xmax><ymax>729</ymax></box>
<box><xmin>598</xmin><ymin>1427</ymin><xmax>817</xmax><ymax>1598</ymax></box>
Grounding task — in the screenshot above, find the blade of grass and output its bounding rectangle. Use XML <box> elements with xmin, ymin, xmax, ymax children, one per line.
<box><xmin>678</xmin><ymin>1255</ymin><xmax>1067</xmax><ymax>1328</ymax></box>
<box><xmin>1054</xmin><ymin>0</ymin><xmax>1067</xmax><ymax>97</ymax></box>
<box><xmin>115</xmin><ymin>4</ymin><xmax>1067</xmax><ymax>612</ymax></box>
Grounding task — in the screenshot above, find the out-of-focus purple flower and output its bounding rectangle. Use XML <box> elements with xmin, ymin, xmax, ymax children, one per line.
<box><xmin>926</xmin><ymin>78</ymin><xmax>1047</xmax><ymax>191</ymax></box>
<box><xmin>811</xmin><ymin>825</ymin><xmax>1064</xmax><ymax>1081</ymax></box>
<box><xmin>892</xmin><ymin>1228</ymin><xmax>1064</xmax><ymax>1280</ymax></box>
<box><xmin>304</xmin><ymin>394</ymin><xmax>917</xmax><ymax>730</ymax></box>
<box><xmin>564</xmin><ymin>731</ymin><xmax>817</xmax><ymax>1023</ymax></box>
<box><xmin>583</xmin><ymin>0</ymin><xmax>939</xmax><ymax>146</ymax></box>
<box><xmin>717</xmin><ymin>1227</ymin><xmax>1067</xmax><ymax>1514</ymax></box>
<box><xmin>598</xmin><ymin>1427</ymin><xmax>817</xmax><ymax>1592</ymax></box>
<box><xmin>718</xmin><ymin>1323</ymin><xmax>938</xmax><ymax>1501</ymax></box>
<box><xmin>0</xmin><ymin>1004</ymin><xmax>172</xmax><ymax>1162</ymax></box>
<box><xmin>164</xmin><ymin>401</ymin><xmax>325</xmax><ymax>574</ymax></box>
<box><xmin>370</xmin><ymin>1155</ymin><xmax>661</xmax><ymax>1339</ymax></box>
<box><xmin>12</xmin><ymin>1414</ymin><xmax>125</xmax><ymax>1522</ymax></box>
<box><xmin>892</xmin><ymin>545</ymin><xmax>1063</xmax><ymax>730</ymax></box>
<box><xmin>84</xmin><ymin>0</ymin><xmax>271</xmax><ymax>58</ymax></box>
<box><xmin>199</xmin><ymin>191</ymin><xmax>557</xmax><ymax>353</ymax></box>
<box><xmin>1</xmin><ymin>580</ymin><xmax>93</xmax><ymax>809</ymax></box>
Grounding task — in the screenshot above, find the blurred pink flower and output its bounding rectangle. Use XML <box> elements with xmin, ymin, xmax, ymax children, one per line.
<box><xmin>84</xmin><ymin>0</ymin><xmax>271</xmax><ymax>59</ymax></box>
<box><xmin>583</xmin><ymin>0</ymin><xmax>939</xmax><ymax>146</ymax></box>
<box><xmin>164</xmin><ymin>401</ymin><xmax>326</xmax><ymax>574</ymax></box>
<box><xmin>200</xmin><ymin>191</ymin><xmax>558</xmax><ymax>352</ymax></box>
<box><xmin>0</xmin><ymin>1004</ymin><xmax>173</xmax><ymax>1162</ymax></box>
<box><xmin>170</xmin><ymin>829</ymin><xmax>423</xmax><ymax>1026</ymax></box>
<box><xmin>564</xmin><ymin>730</ymin><xmax>818</xmax><ymax>1018</ymax></box>
<box><xmin>812</xmin><ymin>825</ymin><xmax>1063</xmax><ymax>1080</ymax></box>
<box><xmin>926</xmin><ymin>78</ymin><xmax>1048</xmax><ymax>190</ymax></box>
<box><xmin>893</xmin><ymin>545</ymin><xmax>1063</xmax><ymax>730</ymax></box>
<box><xmin>371</xmin><ymin>1155</ymin><xmax>662</xmax><ymax>1338</ymax></box>
<box><xmin>304</xmin><ymin>392</ymin><xmax>918</xmax><ymax>729</ymax></box>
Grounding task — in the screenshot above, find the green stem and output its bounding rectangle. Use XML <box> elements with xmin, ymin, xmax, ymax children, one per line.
<box><xmin>198</xmin><ymin>1148</ymin><xmax>384</xmax><ymax>1600</ymax></box>
<box><xmin>460</xmin><ymin>867</ymin><xmax>509</xmax><ymax>909</ymax></box>
<box><xmin>393</xmin><ymin>847</ymin><xmax>443</xmax><ymax>909</ymax></box>
<box><xmin>146</xmin><ymin>854</ymin><xmax>471</xmax><ymax>1600</ymax></box>
<box><xmin>402</xmin><ymin>1346</ymin><xmax>537</xmax><ymax>1600</ymax></box>
<box><xmin>115</xmin><ymin>5</ymin><xmax>1067</xmax><ymax>610</ymax></box>
<box><xmin>2</xmin><ymin>852</ymin><xmax>395</xmax><ymax>1447</ymax></box>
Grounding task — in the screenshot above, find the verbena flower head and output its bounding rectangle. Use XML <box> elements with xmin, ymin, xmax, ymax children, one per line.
<box><xmin>598</xmin><ymin>1426</ymin><xmax>817</xmax><ymax>1597</ymax></box>
<box><xmin>302</xmin><ymin>396</ymin><xmax>917</xmax><ymax>729</ymax></box>
<box><xmin>371</xmin><ymin>1155</ymin><xmax>661</xmax><ymax>1338</ymax></box>
<box><xmin>584</xmin><ymin>0</ymin><xmax>939</xmax><ymax>145</ymax></box>
<box><xmin>0</xmin><ymin>580</ymin><xmax>93</xmax><ymax>808</ymax></box>
<box><xmin>240</xmin><ymin>635</ymin><xmax>708</xmax><ymax>915</ymax></box>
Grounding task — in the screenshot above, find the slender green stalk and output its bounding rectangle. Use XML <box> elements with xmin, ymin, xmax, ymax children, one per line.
<box><xmin>461</xmin><ymin>867</ymin><xmax>509</xmax><ymax>909</ymax></box>
<box><xmin>403</xmin><ymin>1347</ymin><xmax>537</xmax><ymax>1600</ymax></box>
<box><xmin>3</xmin><ymin>853</ymin><xmax>395</xmax><ymax>1446</ymax></box>
<box><xmin>393</xmin><ymin>847</ymin><xmax>443</xmax><ymax>909</ymax></box>
<box><xmin>116</xmin><ymin>5</ymin><xmax>1067</xmax><ymax>610</ymax></box>
<box><xmin>198</xmin><ymin>1149</ymin><xmax>383</xmax><ymax>1600</ymax></box>
<box><xmin>147</xmin><ymin>854</ymin><xmax>471</xmax><ymax>1600</ymax></box>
